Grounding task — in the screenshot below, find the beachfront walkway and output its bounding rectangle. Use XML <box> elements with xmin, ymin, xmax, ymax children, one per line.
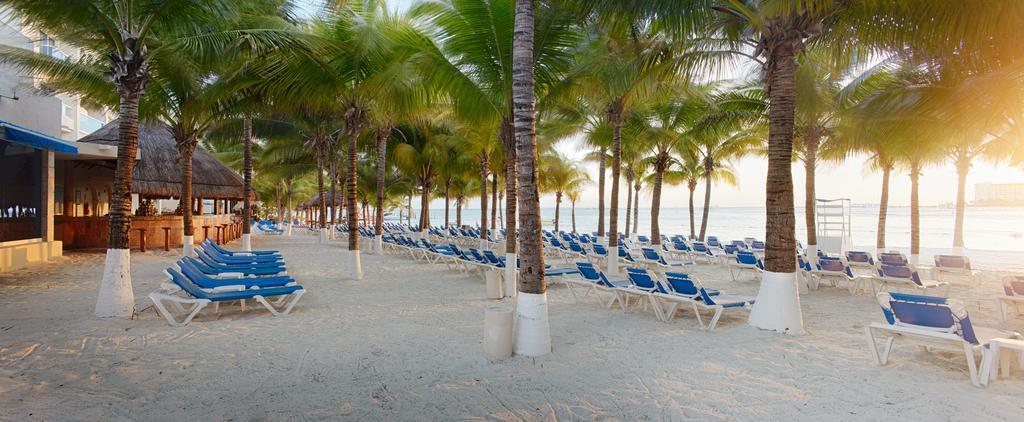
<box><xmin>1</xmin><ymin>234</ymin><xmax>1022</xmax><ymax>420</ymax></box>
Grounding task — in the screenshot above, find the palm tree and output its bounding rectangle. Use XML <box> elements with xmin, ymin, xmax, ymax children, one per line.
<box><xmin>570</xmin><ymin>24</ymin><xmax>676</xmax><ymax>274</ymax></box>
<box><xmin>0</xmin><ymin>0</ymin><xmax>297</xmax><ymax>318</ymax></box>
<box><xmin>511</xmin><ymin>0</ymin><xmax>549</xmax><ymax>357</ymax></box>
<box><xmin>565</xmin><ymin>181</ymin><xmax>587</xmax><ymax>234</ymax></box>
<box><xmin>406</xmin><ymin>0</ymin><xmax>579</xmax><ymax>279</ymax></box>
<box><xmin>539</xmin><ymin>153</ymin><xmax>587</xmax><ymax>232</ymax></box>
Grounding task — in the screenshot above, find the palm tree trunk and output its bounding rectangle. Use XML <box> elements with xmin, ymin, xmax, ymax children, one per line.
<box><xmin>597</xmin><ymin>146</ymin><xmax>606</xmax><ymax>238</ymax></box>
<box><xmin>554</xmin><ymin>191</ymin><xmax>562</xmax><ymax>232</ymax></box>
<box><xmin>490</xmin><ymin>174</ymin><xmax>498</xmax><ymax>231</ymax></box>
<box><xmin>408</xmin><ymin>192</ymin><xmax>413</xmax><ymax>226</ymax></box>
<box><xmin>420</xmin><ymin>179</ymin><xmax>431</xmax><ymax>231</ymax></box>
<box><xmin>345</xmin><ymin>115</ymin><xmax>366</xmax><ymax>255</ymax></box>
<box><xmin>877</xmin><ymin>162</ymin><xmax>891</xmax><ymax>250</ymax></box>
<box><xmin>607</xmin><ymin>100</ymin><xmax>624</xmax><ymax>255</ymax></box>
<box><xmin>952</xmin><ymin>151</ymin><xmax>969</xmax><ymax>249</ymax></box>
<box><xmin>688</xmin><ymin>181</ymin><xmax>696</xmax><ymax>239</ymax></box>
<box><xmin>803</xmin><ymin>129</ymin><xmax>819</xmax><ymax>250</ymax></box>
<box><xmin>512</xmin><ymin>0</ymin><xmax>549</xmax><ymax>356</ymax></box>
<box><xmin>456</xmin><ymin>196</ymin><xmax>463</xmax><ymax>227</ymax></box>
<box><xmin>699</xmin><ymin>158</ymin><xmax>713</xmax><ymax>240</ymax></box>
<box><xmin>329</xmin><ymin>156</ymin><xmax>338</xmax><ymax>231</ymax></box>
<box><xmin>571</xmin><ymin>199</ymin><xmax>577</xmax><ymax>233</ymax></box>
<box><xmin>501</xmin><ymin>118</ymin><xmax>517</xmax><ymax>254</ymax></box>
<box><xmin>633</xmin><ymin>180</ymin><xmax>640</xmax><ymax>235</ymax></box>
<box><xmin>910</xmin><ymin>159</ymin><xmax>921</xmax><ymax>262</ymax></box>
<box><xmin>748</xmin><ymin>36</ymin><xmax>801</xmax><ymax>334</ymax></box>
<box><xmin>444</xmin><ymin>180</ymin><xmax>451</xmax><ymax>229</ymax></box>
<box><xmin>375</xmin><ymin>125</ymin><xmax>389</xmax><ymax>250</ymax></box>
<box><xmin>316</xmin><ymin>151</ymin><xmax>327</xmax><ymax>234</ymax></box>
<box><xmin>242</xmin><ymin>115</ymin><xmax>253</xmax><ymax>237</ymax></box>
<box><xmin>625</xmin><ymin>172</ymin><xmax>633</xmax><ymax>236</ymax></box>
<box><xmin>179</xmin><ymin>142</ymin><xmax>195</xmax><ymax>241</ymax></box>
<box><xmin>97</xmin><ymin>80</ymin><xmax>144</xmax><ymax>318</ymax></box>
<box><xmin>479</xmin><ymin>155</ymin><xmax>489</xmax><ymax>242</ymax></box>
<box><xmin>651</xmin><ymin>164</ymin><xmax>664</xmax><ymax>245</ymax></box>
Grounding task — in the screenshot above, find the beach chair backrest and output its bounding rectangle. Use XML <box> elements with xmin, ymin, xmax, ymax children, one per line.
<box><xmin>627</xmin><ymin>270</ymin><xmax>657</xmax><ymax>290</ymax></box>
<box><xmin>664</xmin><ymin>271</ymin><xmax>690</xmax><ymax>280</ymax></box>
<box><xmin>878</xmin><ymin>252</ymin><xmax>907</xmax><ymax>266</ymax></box>
<box><xmin>736</xmin><ymin>252</ymin><xmax>758</xmax><ymax>265</ymax></box>
<box><xmin>1003</xmin><ymin>276</ymin><xmax>1024</xmax><ymax>296</ymax></box>
<box><xmin>667</xmin><ymin>276</ymin><xmax>700</xmax><ymax>297</ymax></box>
<box><xmin>166</xmin><ymin>268</ymin><xmax>209</xmax><ymax>299</ymax></box>
<box><xmin>879</xmin><ymin>292</ymin><xmax>979</xmax><ymax>344</ymax></box>
<box><xmin>641</xmin><ymin>248</ymin><xmax>660</xmax><ymax>261</ymax></box>
<box><xmin>575</xmin><ymin>263</ymin><xmax>601</xmax><ymax>281</ymax></box>
<box><xmin>672</xmin><ymin>242</ymin><xmax>690</xmax><ymax>252</ymax></box>
<box><xmin>593</xmin><ymin>244</ymin><xmax>608</xmax><ymax>256</ymax></box>
<box><xmin>692</xmin><ymin>242</ymin><xmax>708</xmax><ymax>252</ymax></box>
<box><xmin>751</xmin><ymin>240</ymin><xmax>765</xmax><ymax>250</ymax></box>
<box><xmin>878</xmin><ymin>264</ymin><xmax>925</xmax><ymax>285</ymax></box>
<box><xmin>818</xmin><ymin>258</ymin><xmax>849</xmax><ymax>275</ymax></box>
<box><xmin>723</xmin><ymin>244</ymin><xmax>739</xmax><ymax>255</ymax></box>
<box><xmin>935</xmin><ymin>255</ymin><xmax>971</xmax><ymax>270</ymax></box>
<box><xmin>845</xmin><ymin>251</ymin><xmax>873</xmax><ymax>265</ymax></box>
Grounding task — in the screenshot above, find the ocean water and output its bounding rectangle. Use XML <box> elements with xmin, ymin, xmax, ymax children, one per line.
<box><xmin>411</xmin><ymin>205</ymin><xmax>1024</xmax><ymax>271</ymax></box>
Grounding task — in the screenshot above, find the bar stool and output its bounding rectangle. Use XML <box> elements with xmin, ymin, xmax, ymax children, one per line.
<box><xmin>162</xmin><ymin>227</ymin><xmax>171</xmax><ymax>251</ymax></box>
<box><xmin>202</xmin><ymin>225</ymin><xmax>211</xmax><ymax>241</ymax></box>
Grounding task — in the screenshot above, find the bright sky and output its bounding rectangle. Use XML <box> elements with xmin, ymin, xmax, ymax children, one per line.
<box><xmin>295</xmin><ymin>0</ymin><xmax>1024</xmax><ymax>209</ymax></box>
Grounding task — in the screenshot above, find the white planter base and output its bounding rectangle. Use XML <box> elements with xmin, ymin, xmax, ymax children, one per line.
<box><xmin>242</xmin><ymin>234</ymin><xmax>252</xmax><ymax>251</ymax></box>
<box><xmin>486</xmin><ymin>269</ymin><xmax>504</xmax><ymax>299</ymax></box>
<box><xmin>342</xmin><ymin>249</ymin><xmax>363</xmax><ymax>280</ymax></box>
<box><xmin>504</xmin><ymin>252</ymin><xmax>517</xmax><ymax>298</ymax></box>
<box><xmin>952</xmin><ymin>246</ymin><xmax>965</xmax><ymax>256</ymax></box>
<box><xmin>513</xmin><ymin>292</ymin><xmax>551</xmax><ymax>357</ymax></box>
<box><xmin>182</xmin><ymin>235</ymin><xmax>194</xmax><ymax>257</ymax></box>
<box><xmin>374</xmin><ymin>235</ymin><xmax>383</xmax><ymax>255</ymax></box>
<box><xmin>479</xmin><ymin>239</ymin><xmax>487</xmax><ymax>251</ymax></box>
<box><xmin>484</xmin><ymin>305</ymin><xmax>514</xmax><ymax>361</ymax></box>
<box><xmin>595</xmin><ymin>236</ymin><xmax>605</xmax><ymax>246</ymax></box>
<box><xmin>605</xmin><ymin>253</ymin><xmax>619</xmax><ymax>277</ymax></box>
<box><xmin>748</xmin><ymin>271</ymin><xmax>804</xmax><ymax>334</ymax></box>
<box><xmin>285</xmin><ymin>223</ymin><xmax>292</xmax><ymax>236</ymax></box>
<box><xmin>909</xmin><ymin>254</ymin><xmax>920</xmax><ymax>267</ymax></box>
<box><xmin>319</xmin><ymin>228</ymin><xmax>329</xmax><ymax>244</ymax></box>
<box><xmin>95</xmin><ymin>249</ymin><xmax>135</xmax><ymax>318</ymax></box>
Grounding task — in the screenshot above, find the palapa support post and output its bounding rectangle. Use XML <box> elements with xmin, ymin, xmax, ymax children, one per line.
<box><xmin>162</xmin><ymin>227</ymin><xmax>171</xmax><ymax>251</ymax></box>
<box><xmin>135</xmin><ymin>228</ymin><xmax>147</xmax><ymax>252</ymax></box>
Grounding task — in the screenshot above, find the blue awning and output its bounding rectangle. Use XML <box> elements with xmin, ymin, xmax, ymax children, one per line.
<box><xmin>0</xmin><ymin>120</ymin><xmax>78</xmax><ymax>155</ymax></box>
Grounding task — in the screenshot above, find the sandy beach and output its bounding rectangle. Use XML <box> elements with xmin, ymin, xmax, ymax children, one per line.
<box><xmin>1</xmin><ymin>232</ymin><xmax>1022</xmax><ymax>420</ymax></box>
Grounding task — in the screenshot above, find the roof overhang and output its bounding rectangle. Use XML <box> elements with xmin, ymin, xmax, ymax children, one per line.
<box><xmin>0</xmin><ymin>120</ymin><xmax>78</xmax><ymax>154</ymax></box>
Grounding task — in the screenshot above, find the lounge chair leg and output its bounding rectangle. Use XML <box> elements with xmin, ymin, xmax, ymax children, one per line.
<box><xmin>865</xmin><ymin>327</ymin><xmax>883</xmax><ymax>365</ymax></box>
<box><xmin>691</xmin><ymin>303</ymin><xmax>705</xmax><ymax>329</ymax></box>
<box><xmin>964</xmin><ymin>343</ymin><xmax>981</xmax><ymax>387</ymax></box>
<box><xmin>707</xmin><ymin>307</ymin><xmax>723</xmax><ymax>331</ymax></box>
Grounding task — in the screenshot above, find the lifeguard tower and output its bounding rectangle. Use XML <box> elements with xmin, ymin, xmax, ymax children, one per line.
<box><xmin>815</xmin><ymin>198</ymin><xmax>852</xmax><ymax>255</ymax></box>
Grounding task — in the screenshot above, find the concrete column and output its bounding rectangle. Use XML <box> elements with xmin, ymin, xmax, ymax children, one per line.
<box><xmin>62</xmin><ymin>160</ymin><xmax>74</xmax><ymax>216</ymax></box>
<box><xmin>42</xmin><ymin>151</ymin><xmax>54</xmax><ymax>242</ymax></box>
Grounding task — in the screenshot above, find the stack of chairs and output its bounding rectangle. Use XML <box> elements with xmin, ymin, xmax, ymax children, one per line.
<box><xmin>149</xmin><ymin>239</ymin><xmax>306</xmax><ymax>326</ymax></box>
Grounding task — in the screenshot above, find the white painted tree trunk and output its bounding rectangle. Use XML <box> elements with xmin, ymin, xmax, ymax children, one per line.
<box><xmin>748</xmin><ymin>271</ymin><xmax>804</xmax><ymax>334</ymax></box>
<box><xmin>343</xmin><ymin>249</ymin><xmax>363</xmax><ymax>280</ymax></box>
<box><xmin>504</xmin><ymin>252</ymin><xmax>517</xmax><ymax>298</ymax></box>
<box><xmin>909</xmin><ymin>254</ymin><xmax>920</xmax><ymax>267</ymax></box>
<box><xmin>285</xmin><ymin>223</ymin><xmax>292</xmax><ymax>236</ymax></box>
<box><xmin>605</xmin><ymin>253</ymin><xmax>619</xmax><ymax>277</ymax></box>
<box><xmin>319</xmin><ymin>228</ymin><xmax>328</xmax><ymax>244</ymax></box>
<box><xmin>242</xmin><ymin>234</ymin><xmax>251</xmax><ymax>251</ymax></box>
<box><xmin>375</xmin><ymin>235</ymin><xmax>383</xmax><ymax>255</ymax></box>
<box><xmin>182</xmin><ymin>235</ymin><xmax>194</xmax><ymax>257</ymax></box>
<box><xmin>95</xmin><ymin>249</ymin><xmax>134</xmax><ymax>318</ymax></box>
<box><xmin>513</xmin><ymin>292</ymin><xmax>551</xmax><ymax>357</ymax></box>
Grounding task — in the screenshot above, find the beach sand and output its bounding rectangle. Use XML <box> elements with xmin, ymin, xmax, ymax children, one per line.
<box><xmin>1</xmin><ymin>233</ymin><xmax>1022</xmax><ymax>420</ymax></box>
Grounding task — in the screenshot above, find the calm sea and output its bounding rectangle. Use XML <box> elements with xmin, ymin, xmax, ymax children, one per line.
<box><xmin>411</xmin><ymin>205</ymin><xmax>1024</xmax><ymax>271</ymax></box>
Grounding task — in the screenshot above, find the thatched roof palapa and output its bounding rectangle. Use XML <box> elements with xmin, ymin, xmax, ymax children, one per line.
<box><xmin>79</xmin><ymin>119</ymin><xmax>251</xmax><ymax>200</ymax></box>
<box><xmin>299</xmin><ymin>191</ymin><xmax>344</xmax><ymax>209</ymax></box>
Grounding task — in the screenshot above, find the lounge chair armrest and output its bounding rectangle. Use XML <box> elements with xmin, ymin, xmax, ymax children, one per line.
<box><xmin>234</xmin><ymin>252</ymin><xmax>254</xmax><ymax>256</ymax></box>
<box><xmin>214</xmin><ymin>272</ymin><xmax>245</xmax><ymax>279</ymax></box>
<box><xmin>158</xmin><ymin>282</ymin><xmax>181</xmax><ymax>293</ymax></box>
<box><xmin>211</xmin><ymin>285</ymin><xmax>246</xmax><ymax>293</ymax></box>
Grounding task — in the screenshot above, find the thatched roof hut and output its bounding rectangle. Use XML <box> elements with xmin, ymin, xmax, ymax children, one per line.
<box><xmin>78</xmin><ymin>119</ymin><xmax>249</xmax><ymax>199</ymax></box>
<box><xmin>299</xmin><ymin>191</ymin><xmax>344</xmax><ymax>209</ymax></box>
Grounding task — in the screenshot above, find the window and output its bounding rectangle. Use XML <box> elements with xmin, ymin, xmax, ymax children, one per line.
<box><xmin>38</xmin><ymin>32</ymin><xmax>65</xmax><ymax>60</ymax></box>
<box><xmin>79</xmin><ymin>113</ymin><xmax>103</xmax><ymax>135</ymax></box>
<box><xmin>0</xmin><ymin>139</ymin><xmax>42</xmax><ymax>242</ymax></box>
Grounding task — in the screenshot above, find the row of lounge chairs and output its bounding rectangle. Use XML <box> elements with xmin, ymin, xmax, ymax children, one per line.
<box><xmin>565</xmin><ymin>263</ymin><xmax>755</xmax><ymax>331</ymax></box>
<box><xmin>148</xmin><ymin>239</ymin><xmax>306</xmax><ymax>326</ymax></box>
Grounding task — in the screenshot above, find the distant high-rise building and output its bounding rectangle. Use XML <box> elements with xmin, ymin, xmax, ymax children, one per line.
<box><xmin>974</xmin><ymin>182</ymin><xmax>1024</xmax><ymax>205</ymax></box>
